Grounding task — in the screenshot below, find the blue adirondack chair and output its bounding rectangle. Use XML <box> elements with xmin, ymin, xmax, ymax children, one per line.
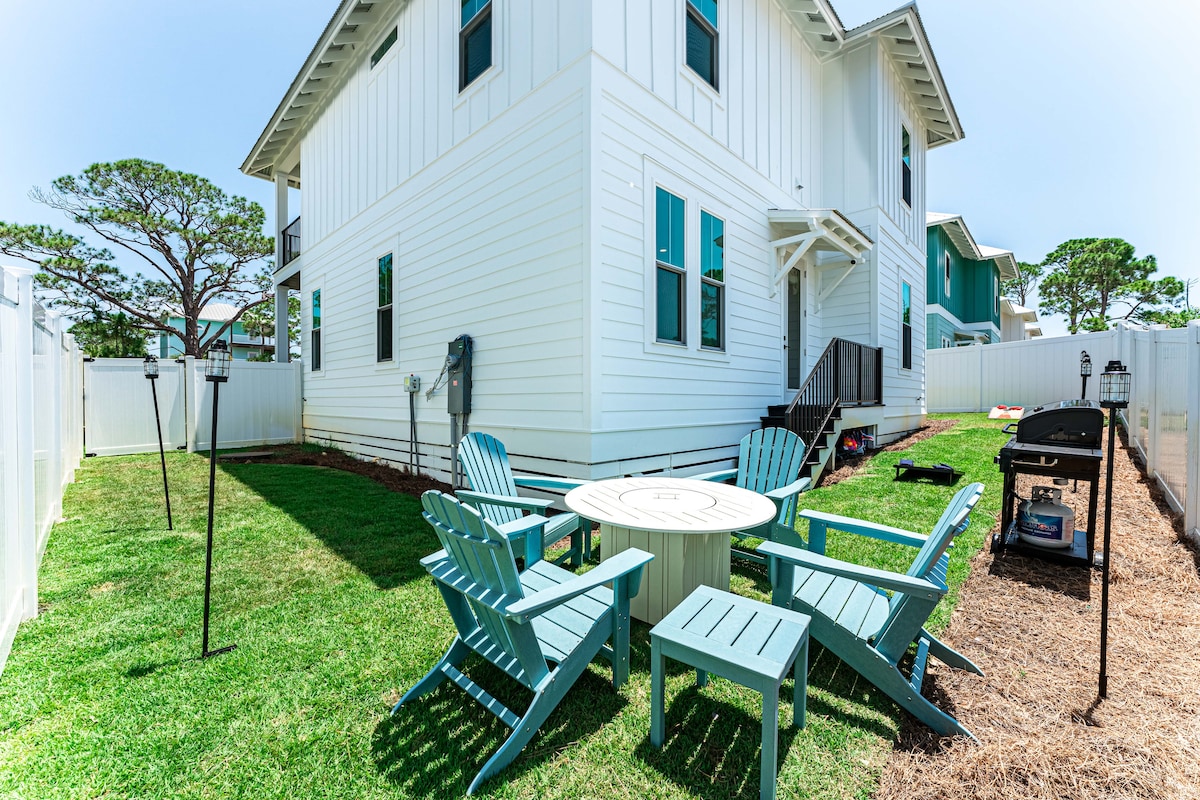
<box><xmin>457</xmin><ymin>431</ymin><xmax>592</xmax><ymax>567</ymax></box>
<box><xmin>758</xmin><ymin>481</ymin><xmax>985</xmax><ymax>739</ymax></box>
<box><xmin>393</xmin><ymin>491</ymin><xmax>653</xmax><ymax>795</ymax></box>
<box><xmin>690</xmin><ymin>427</ymin><xmax>811</xmax><ymax>564</ymax></box>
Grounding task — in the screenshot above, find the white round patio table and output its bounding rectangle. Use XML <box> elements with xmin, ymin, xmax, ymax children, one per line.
<box><xmin>565</xmin><ymin>477</ymin><xmax>777</xmax><ymax>624</ymax></box>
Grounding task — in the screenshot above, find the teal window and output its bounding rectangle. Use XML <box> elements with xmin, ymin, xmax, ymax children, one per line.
<box><xmin>901</xmin><ymin>126</ymin><xmax>912</xmax><ymax>207</ymax></box>
<box><xmin>311</xmin><ymin>290</ymin><xmax>322</xmax><ymax>371</ymax></box>
<box><xmin>901</xmin><ymin>282</ymin><xmax>912</xmax><ymax>369</ymax></box>
<box><xmin>371</xmin><ymin>27</ymin><xmax>398</xmax><ymax>68</ymax></box>
<box><xmin>460</xmin><ymin>0</ymin><xmax>492</xmax><ymax>90</ymax></box>
<box><xmin>377</xmin><ymin>254</ymin><xmax>393</xmax><ymax>362</ymax></box>
<box><xmin>944</xmin><ymin>252</ymin><xmax>951</xmax><ymax>297</ymax></box>
<box><xmin>686</xmin><ymin>0</ymin><xmax>718</xmax><ymax>89</ymax></box>
<box><xmin>655</xmin><ymin>188</ymin><xmax>686</xmax><ymax>344</ymax></box>
<box><xmin>700</xmin><ymin>210</ymin><xmax>724</xmax><ymax>350</ymax></box>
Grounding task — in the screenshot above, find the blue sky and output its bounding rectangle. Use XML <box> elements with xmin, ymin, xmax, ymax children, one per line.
<box><xmin>2</xmin><ymin>1</ymin><xmax>1197</xmax><ymax>337</ymax></box>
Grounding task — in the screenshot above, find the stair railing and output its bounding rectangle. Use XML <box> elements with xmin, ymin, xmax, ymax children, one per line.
<box><xmin>784</xmin><ymin>337</ymin><xmax>883</xmax><ymax>472</ymax></box>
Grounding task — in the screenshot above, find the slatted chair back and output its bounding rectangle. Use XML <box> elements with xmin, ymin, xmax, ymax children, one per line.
<box><xmin>734</xmin><ymin>427</ymin><xmax>806</xmax><ymax>496</ymax></box>
<box><xmin>458</xmin><ymin>432</ymin><xmax>523</xmax><ymax>527</ymax></box>
<box><xmin>420</xmin><ymin>491</ymin><xmax>548</xmax><ymax>688</ymax></box>
<box><xmin>873</xmin><ymin>482</ymin><xmax>984</xmax><ymax>662</ymax></box>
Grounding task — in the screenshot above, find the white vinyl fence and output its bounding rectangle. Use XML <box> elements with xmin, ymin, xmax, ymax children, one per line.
<box><xmin>927</xmin><ymin>321</ymin><xmax>1200</xmax><ymax>543</ymax></box>
<box><xmin>84</xmin><ymin>357</ymin><xmax>302</xmax><ymax>456</ymax></box>
<box><xmin>1</xmin><ymin>266</ymin><xmax>83</xmax><ymax>678</ymax></box>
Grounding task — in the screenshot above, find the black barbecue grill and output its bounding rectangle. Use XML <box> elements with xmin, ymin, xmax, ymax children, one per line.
<box><xmin>993</xmin><ymin>400</ymin><xmax>1104</xmax><ymax>566</ymax></box>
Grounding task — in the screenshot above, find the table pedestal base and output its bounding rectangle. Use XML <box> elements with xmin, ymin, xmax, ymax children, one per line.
<box><xmin>600</xmin><ymin>523</ymin><xmax>731</xmax><ymax>624</ymax></box>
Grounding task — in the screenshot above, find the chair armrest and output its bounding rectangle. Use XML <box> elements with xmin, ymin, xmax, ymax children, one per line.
<box><xmin>513</xmin><ymin>475</ymin><xmax>589</xmax><ymax>492</ymax></box>
<box><xmin>758</xmin><ymin>541</ymin><xmax>944</xmax><ymax>599</ymax></box>
<box><xmin>687</xmin><ymin>468</ymin><xmax>737</xmax><ymax>483</ymax></box>
<box><xmin>505</xmin><ymin>549</ymin><xmax>654</xmax><ymax>623</ymax></box>
<box><xmin>495</xmin><ymin>515</ymin><xmax>549</xmax><ymax>565</ymax></box>
<box><xmin>419</xmin><ymin>549</ymin><xmax>449</xmax><ymax>570</ymax></box>
<box><xmin>798</xmin><ymin>509</ymin><xmax>927</xmax><ymax>547</ymax></box>
<box><xmin>765</xmin><ymin>477</ymin><xmax>812</xmax><ymax>502</ymax></box>
<box><xmin>456</xmin><ymin>489</ymin><xmax>554</xmax><ymax>514</ymax></box>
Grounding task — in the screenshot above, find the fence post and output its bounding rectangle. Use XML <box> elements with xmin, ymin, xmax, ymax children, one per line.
<box><xmin>43</xmin><ymin>311</ymin><xmax>64</xmax><ymax>552</ymax></box>
<box><xmin>184</xmin><ymin>356</ymin><xmax>198</xmax><ymax>453</ymax></box>
<box><xmin>1187</xmin><ymin>321</ymin><xmax>1200</xmax><ymax>543</ymax></box>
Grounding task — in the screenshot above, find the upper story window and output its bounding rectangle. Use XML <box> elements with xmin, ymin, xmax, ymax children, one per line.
<box><xmin>901</xmin><ymin>126</ymin><xmax>913</xmax><ymax>207</ymax></box>
<box><xmin>700</xmin><ymin>210</ymin><xmax>725</xmax><ymax>350</ymax></box>
<box><xmin>900</xmin><ymin>281</ymin><xmax>912</xmax><ymax>370</ymax></box>
<box><xmin>460</xmin><ymin>0</ymin><xmax>492</xmax><ymax>91</ymax></box>
<box><xmin>944</xmin><ymin>252</ymin><xmax>951</xmax><ymax>297</ymax></box>
<box><xmin>377</xmin><ymin>253</ymin><xmax>394</xmax><ymax>362</ymax></box>
<box><xmin>994</xmin><ymin>273</ymin><xmax>1000</xmax><ymax>315</ymax></box>
<box><xmin>655</xmin><ymin>187</ymin><xmax>686</xmax><ymax>344</ymax></box>
<box><xmin>371</xmin><ymin>26</ymin><xmax>398</xmax><ymax>69</ymax></box>
<box><xmin>685</xmin><ymin>0</ymin><xmax>718</xmax><ymax>90</ymax></box>
<box><xmin>311</xmin><ymin>289</ymin><xmax>322</xmax><ymax>372</ymax></box>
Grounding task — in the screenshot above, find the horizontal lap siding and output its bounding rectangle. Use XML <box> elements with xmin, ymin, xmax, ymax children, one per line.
<box><xmin>299</xmin><ymin>34</ymin><xmax>591</xmax><ymax>466</ymax></box>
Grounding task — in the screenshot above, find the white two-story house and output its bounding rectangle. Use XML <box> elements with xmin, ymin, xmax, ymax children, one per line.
<box><xmin>242</xmin><ymin>0</ymin><xmax>963</xmax><ymax>483</ymax></box>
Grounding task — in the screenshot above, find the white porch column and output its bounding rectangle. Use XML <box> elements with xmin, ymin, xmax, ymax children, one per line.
<box><xmin>274</xmin><ymin>284</ymin><xmax>290</xmax><ymax>363</ymax></box>
<box><xmin>274</xmin><ymin>172</ymin><xmax>290</xmax><ymax>363</ymax></box>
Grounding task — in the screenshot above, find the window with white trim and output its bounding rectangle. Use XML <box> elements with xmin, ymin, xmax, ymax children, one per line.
<box><xmin>311</xmin><ymin>289</ymin><xmax>322</xmax><ymax>371</ymax></box>
<box><xmin>655</xmin><ymin>187</ymin><xmax>686</xmax><ymax>344</ymax></box>
<box><xmin>901</xmin><ymin>282</ymin><xmax>912</xmax><ymax>370</ymax></box>
<box><xmin>460</xmin><ymin>0</ymin><xmax>492</xmax><ymax>91</ymax></box>
<box><xmin>371</xmin><ymin>26</ymin><xmax>398</xmax><ymax>69</ymax></box>
<box><xmin>944</xmin><ymin>252</ymin><xmax>951</xmax><ymax>297</ymax></box>
<box><xmin>901</xmin><ymin>126</ymin><xmax>913</xmax><ymax>207</ymax></box>
<box><xmin>685</xmin><ymin>0</ymin><xmax>718</xmax><ymax>90</ymax></box>
<box><xmin>377</xmin><ymin>253</ymin><xmax>393</xmax><ymax>362</ymax></box>
<box><xmin>699</xmin><ymin>210</ymin><xmax>725</xmax><ymax>350</ymax></box>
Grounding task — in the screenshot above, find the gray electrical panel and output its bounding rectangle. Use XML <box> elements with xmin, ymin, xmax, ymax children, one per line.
<box><xmin>447</xmin><ymin>334</ymin><xmax>472</xmax><ymax>414</ymax></box>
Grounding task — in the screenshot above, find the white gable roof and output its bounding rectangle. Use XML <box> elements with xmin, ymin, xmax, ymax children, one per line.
<box><xmin>927</xmin><ymin>212</ymin><xmax>1018</xmax><ymax>280</ymax></box>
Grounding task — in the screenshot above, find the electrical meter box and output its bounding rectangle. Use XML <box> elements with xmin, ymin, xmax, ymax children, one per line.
<box><xmin>446</xmin><ymin>334</ymin><xmax>472</xmax><ymax>414</ymax></box>
<box><xmin>403</xmin><ymin>374</ymin><xmax>421</xmax><ymax>393</ymax></box>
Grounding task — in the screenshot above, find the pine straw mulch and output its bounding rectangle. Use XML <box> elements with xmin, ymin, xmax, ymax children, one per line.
<box><xmin>875</xmin><ymin>426</ymin><xmax>1200</xmax><ymax>800</ymax></box>
<box><xmin>220</xmin><ymin>444</ymin><xmax>451</xmax><ymax>496</ymax></box>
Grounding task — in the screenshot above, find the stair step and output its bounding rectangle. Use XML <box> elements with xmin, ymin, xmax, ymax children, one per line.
<box><xmin>767</xmin><ymin>404</ymin><xmax>788</xmax><ymax>416</ymax></box>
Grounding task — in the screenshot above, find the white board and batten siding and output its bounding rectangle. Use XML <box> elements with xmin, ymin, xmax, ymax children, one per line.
<box><xmin>298</xmin><ymin>1</ymin><xmax>594</xmax><ymax>472</ymax></box>
<box><xmin>587</xmin><ymin>0</ymin><xmax>837</xmax><ymax>470</ymax></box>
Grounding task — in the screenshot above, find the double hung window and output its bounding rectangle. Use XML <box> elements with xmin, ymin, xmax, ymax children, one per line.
<box><xmin>700</xmin><ymin>211</ymin><xmax>724</xmax><ymax>350</ymax></box>
<box><xmin>377</xmin><ymin>253</ymin><xmax>393</xmax><ymax>362</ymax></box>
<box><xmin>900</xmin><ymin>282</ymin><xmax>912</xmax><ymax>370</ymax></box>
<box><xmin>655</xmin><ymin>188</ymin><xmax>686</xmax><ymax>344</ymax></box>
<box><xmin>460</xmin><ymin>0</ymin><xmax>492</xmax><ymax>90</ymax></box>
<box><xmin>685</xmin><ymin>0</ymin><xmax>718</xmax><ymax>89</ymax></box>
<box><xmin>653</xmin><ymin>185</ymin><xmax>727</xmax><ymax>352</ymax></box>
<box><xmin>311</xmin><ymin>290</ymin><xmax>322</xmax><ymax>372</ymax></box>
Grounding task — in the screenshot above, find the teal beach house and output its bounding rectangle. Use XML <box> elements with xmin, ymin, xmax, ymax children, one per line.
<box><xmin>925</xmin><ymin>212</ymin><xmax>1020</xmax><ymax>349</ymax></box>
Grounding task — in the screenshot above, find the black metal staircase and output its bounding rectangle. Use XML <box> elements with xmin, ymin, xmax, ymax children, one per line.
<box><xmin>763</xmin><ymin>337</ymin><xmax>883</xmax><ymax>480</ymax></box>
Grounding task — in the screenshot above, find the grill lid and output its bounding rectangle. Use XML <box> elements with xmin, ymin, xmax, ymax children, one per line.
<box><xmin>1014</xmin><ymin>399</ymin><xmax>1104</xmax><ymax>447</ymax></box>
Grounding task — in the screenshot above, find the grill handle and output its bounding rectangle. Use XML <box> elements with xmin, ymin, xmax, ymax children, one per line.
<box><xmin>1002</xmin><ymin>422</ymin><xmax>1019</xmax><ymax>434</ymax></box>
<box><xmin>1011</xmin><ymin>458</ymin><xmax>1060</xmax><ymax>468</ymax></box>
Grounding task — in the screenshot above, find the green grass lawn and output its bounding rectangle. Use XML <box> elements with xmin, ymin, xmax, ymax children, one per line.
<box><xmin>0</xmin><ymin>415</ymin><xmax>1007</xmax><ymax>800</ymax></box>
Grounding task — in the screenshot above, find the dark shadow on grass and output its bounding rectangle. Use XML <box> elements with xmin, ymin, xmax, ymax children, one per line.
<box><xmin>634</xmin><ymin>688</ymin><xmax>802</xmax><ymax>800</ymax></box>
<box><xmin>220</xmin><ymin>463</ymin><xmax>436</xmax><ymax>590</ymax></box>
<box><xmin>373</xmin><ymin>657</ymin><xmax>625</xmax><ymax>796</ymax></box>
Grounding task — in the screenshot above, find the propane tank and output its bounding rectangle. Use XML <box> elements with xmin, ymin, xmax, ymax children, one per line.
<box><xmin>1016</xmin><ymin>484</ymin><xmax>1076</xmax><ymax>548</ymax></box>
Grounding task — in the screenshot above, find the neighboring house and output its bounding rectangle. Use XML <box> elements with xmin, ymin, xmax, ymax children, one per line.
<box><xmin>925</xmin><ymin>212</ymin><xmax>1018</xmax><ymax>349</ymax></box>
<box><xmin>241</xmin><ymin>0</ymin><xmax>964</xmax><ymax>483</ymax></box>
<box><xmin>156</xmin><ymin>303</ymin><xmax>275</xmax><ymax>361</ymax></box>
<box><xmin>1000</xmin><ymin>297</ymin><xmax>1042</xmax><ymax>342</ymax></box>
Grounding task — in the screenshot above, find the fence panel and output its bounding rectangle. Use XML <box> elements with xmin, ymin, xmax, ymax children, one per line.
<box><xmin>84</xmin><ymin>359</ymin><xmax>188</xmax><ymax>456</ymax></box>
<box><xmin>0</xmin><ymin>266</ymin><xmax>83</xmax><ymax>678</ymax></box>
<box><xmin>190</xmin><ymin>360</ymin><xmax>301</xmax><ymax>451</ymax></box>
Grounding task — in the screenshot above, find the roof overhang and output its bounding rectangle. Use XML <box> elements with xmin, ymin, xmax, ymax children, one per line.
<box><xmin>1025</xmin><ymin>322</ymin><xmax>1043</xmax><ymax>337</ymax></box>
<box><xmin>241</xmin><ymin>0</ymin><xmax>404</xmax><ymax>185</ymax></box>
<box><xmin>767</xmin><ymin>208</ymin><xmax>873</xmax><ymax>298</ymax></box>
<box><xmin>1001</xmin><ymin>298</ymin><xmax>1038</xmax><ymax>322</ymax></box>
<box><xmin>927</xmin><ymin>212</ymin><xmax>1018</xmax><ymax>280</ymax></box>
<box><xmin>841</xmin><ymin>4</ymin><xmax>962</xmax><ymax>148</ymax></box>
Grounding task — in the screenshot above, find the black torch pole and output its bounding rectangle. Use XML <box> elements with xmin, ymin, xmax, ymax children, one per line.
<box><xmin>150</xmin><ymin>378</ymin><xmax>173</xmax><ymax>530</ymax></box>
<box><xmin>202</xmin><ymin>379</ymin><xmax>236</xmax><ymax>659</ymax></box>
<box><xmin>1098</xmin><ymin>407</ymin><xmax>1116</xmax><ymax>698</ymax></box>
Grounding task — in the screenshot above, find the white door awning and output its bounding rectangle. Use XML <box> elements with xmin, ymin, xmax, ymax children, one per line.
<box><xmin>767</xmin><ymin>209</ymin><xmax>874</xmax><ymax>298</ymax></box>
